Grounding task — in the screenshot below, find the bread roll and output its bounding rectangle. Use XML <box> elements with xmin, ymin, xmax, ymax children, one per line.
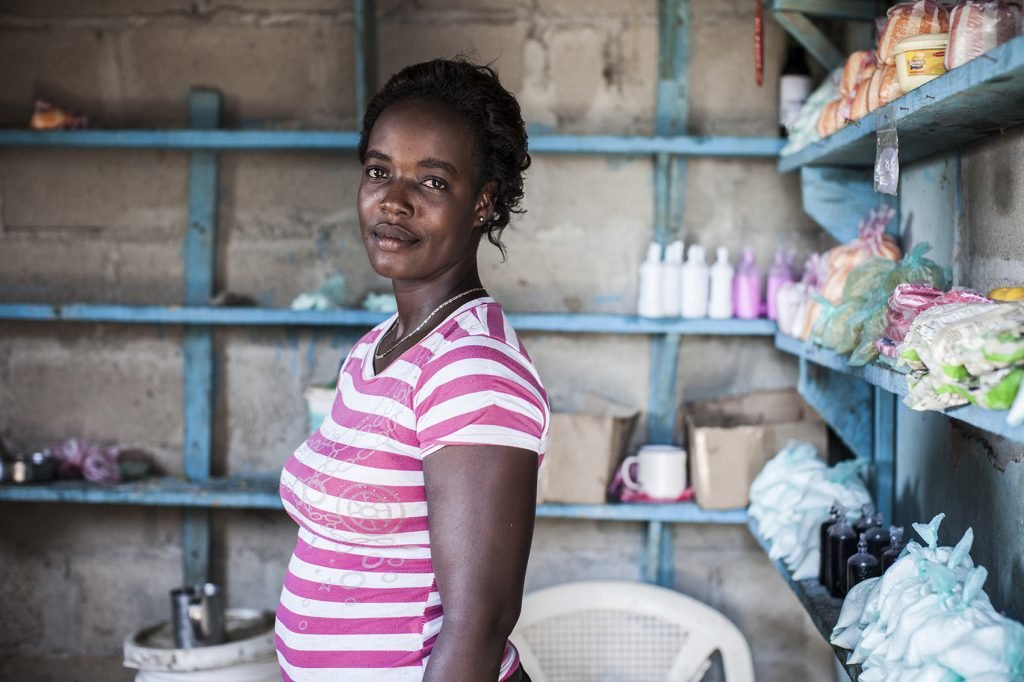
<box><xmin>867</xmin><ymin>63</ymin><xmax>904</xmax><ymax>111</ymax></box>
<box><xmin>946</xmin><ymin>1</ymin><xmax>1021</xmax><ymax>70</ymax></box>
<box><xmin>850</xmin><ymin>63</ymin><xmax>877</xmax><ymax>120</ymax></box>
<box><xmin>840</xmin><ymin>50</ymin><xmax>878</xmax><ymax>98</ymax></box>
<box><xmin>817</xmin><ymin>99</ymin><xmax>840</xmax><ymax>138</ymax></box>
<box><xmin>877</xmin><ymin>0</ymin><xmax>950</xmax><ymax>64</ymax></box>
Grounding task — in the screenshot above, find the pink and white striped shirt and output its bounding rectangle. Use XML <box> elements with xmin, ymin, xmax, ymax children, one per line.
<box><xmin>277</xmin><ymin>298</ymin><xmax>549</xmax><ymax>681</ymax></box>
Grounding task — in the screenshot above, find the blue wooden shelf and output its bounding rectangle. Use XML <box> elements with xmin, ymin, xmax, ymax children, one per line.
<box><xmin>779</xmin><ymin>35</ymin><xmax>1024</xmax><ymax>173</ymax></box>
<box><xmin>0</xmin><ymin>303</ymin><xmax>778</xmax><ymax>336</ymax></box>
<box><xmin>775</xmin><ymin>332</ymin><xmax>1024</xmax><ymax>443</ymax></box>
<box><xmin>748</xmin><ymin>518</ymin><xmax>858</xmax><ymax>680</ymax></box>
<box><xmin>0</xmin><ymin>129</ymin><xmax>782</xmax><ymax>158</ymax></box>
<box><xmin>0</xmin><ymin>476</ymin><xmax>747</xmax><ymax>524</ymax></box>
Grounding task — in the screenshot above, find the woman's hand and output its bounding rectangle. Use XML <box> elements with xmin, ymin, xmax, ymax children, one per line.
<box><xmin>422</xmin><ymin>444</ymin><xmax>538</xmax><ymax>681</ymax></box>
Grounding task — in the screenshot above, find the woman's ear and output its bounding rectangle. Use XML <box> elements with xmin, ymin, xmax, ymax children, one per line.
<box><xmin>475</xmin><ymin>181</ymin><xmax>498</xmax><ymax>225</ymax></box>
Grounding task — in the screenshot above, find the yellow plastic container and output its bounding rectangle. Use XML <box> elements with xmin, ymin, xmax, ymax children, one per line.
<box><xmin>893</xmin><ymin>33</ymin><xmax>949</xmax><ymax>92</ymax></box>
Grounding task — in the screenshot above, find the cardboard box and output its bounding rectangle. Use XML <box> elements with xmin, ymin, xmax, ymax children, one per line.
<box><xmin>684</xmin><ymin>390</ymin><xmax>827</xmax><ymax>510</ymax></box>
<box><xmin>538</xmin><ymin>406</ymin><xmax>639</xmax><ymax>504</ymax></box>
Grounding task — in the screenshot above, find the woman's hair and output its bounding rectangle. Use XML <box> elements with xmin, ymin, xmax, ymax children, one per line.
<box><xmin>358</xmin><ymin>57</ymin><xmax>531</xmax><ymax>257</ymax></box>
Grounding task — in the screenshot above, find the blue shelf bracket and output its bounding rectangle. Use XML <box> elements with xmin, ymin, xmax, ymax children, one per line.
<box><xmin>182</xmin><ymin>89</ymin><xmax>222</xmax><ymax>585</ymax></box>
<box><xmin>799</xmin><ymin>357</ymin><xmax>873</xmax><ymax>461</ymax></box>
<box><xmin>770</xmin><ymin>4</ymin><xmax>845</xmax><ymax>71</ymax></box>
<box><xmin>872</xmin><ymin>387</ymin><xmax>896</xmax><ymax>523</ymax></box>
<box><xmin>353</xmin><ymin>0</ymin><xmax>377</xmax><ymax>122</ymax></box>
<box><xmin>801</xmin><ymin>167</ymin><xmax>898</xmax><ymax>243</ymax></box>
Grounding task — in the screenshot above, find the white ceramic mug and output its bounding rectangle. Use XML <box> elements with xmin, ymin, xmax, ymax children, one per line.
<box><xmin>621</xmin><ymin>444</ymin><xmax>688</xmax><ymax>500</ymax></box>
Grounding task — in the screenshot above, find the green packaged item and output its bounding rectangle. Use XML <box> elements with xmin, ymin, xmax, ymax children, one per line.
<box><xmin>885</xmin><ymin>242</ymin><xmax>949</xmax><ymax>293</ymax></box>
<box><xmin>842</xmin><ymin>258</ymin><xmax>898</xmax><ymax>304</ymax></box>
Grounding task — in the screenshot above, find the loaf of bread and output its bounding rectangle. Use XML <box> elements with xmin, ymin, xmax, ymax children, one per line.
<box><xmin>877</xmin><ymin>0</ymin><xmax>950</xmax><ymax>64</ymax></box>
<box><xmin>946</xmin><ymin>1</ymin><xmax>1021</xmax><ymax>70</ymax></box>
<box><xmin>840</xmin><ymin>50</ymin><xmax>878</xmax><ymax>98</ymax></box>
<box><xmin>867</xmin><ymin>63</ymin><xmax>904</xmax><ymax>111</ymax></box>
<box><xmin>850</xmin><ymin>63</ymin><xmax>877</xmax><ymax>120</ymax></box>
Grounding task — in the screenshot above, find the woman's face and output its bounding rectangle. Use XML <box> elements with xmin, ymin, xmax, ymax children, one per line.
<box><xmin>358</xmin><ymin>99</ymin><xmax>491</xmax><ymax>286</ymax></box>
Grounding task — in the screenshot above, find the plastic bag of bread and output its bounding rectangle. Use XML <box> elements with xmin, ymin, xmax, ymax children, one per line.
<box><xmin>946</xmin><ymin>1</ymin><xmax>1022</xmax><ymax>70</ymax></box>
<box><xmin>840</xmin><ymin>50</ymin><xmax>878</xmax><ymax>98</ymax></box>
<box><xmin>878</xmin><ymin>1</ymin><xmax>951</xmax><ymax>64</ymax></box>
<box><xmin>850</xmin><ymin>63</ymin><xmax>877</xmax><ymax>120</ymax></box>
<box><xmin>867</xmin><ymin>63</ymin><xmax>904</xmax><ymax>111</ymax></box>
<box><xmin>817</xmin><ymin>98</ymin><xmax>843</xmax><ymax>137</ymax></box>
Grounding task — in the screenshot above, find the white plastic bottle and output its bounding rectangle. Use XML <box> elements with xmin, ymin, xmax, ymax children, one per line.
<box><xmin>660</xmin><ymin>240</ymin><xmax>684</xmax><ymax>317</ymax></box>
<box><xmin>708</xmin><ymin>246</ymin><xmax>734</xmax><ymax>319</ymax></box>
<box><xmin>680</xmin><ymin>244</ymin><xmax>710</xmax><ymax>319</ymax></box>
<box><xmin>637</xmin><ymin>242</ymin><xmax>663</xmax><ymax>318</ymax></box>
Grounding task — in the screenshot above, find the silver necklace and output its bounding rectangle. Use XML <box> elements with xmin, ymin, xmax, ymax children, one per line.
<box><xmin>374</xmin><ymin>287</ymin><xmax>487</xmax><ymax>361</ymax></box>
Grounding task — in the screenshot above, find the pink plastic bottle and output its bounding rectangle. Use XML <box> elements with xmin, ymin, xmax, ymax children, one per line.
<box><xmin>766</xmin><ymin>248</ymin><xmax>795</xmax><ymax>321</ymax></box>
<box><xmin>732</xmin><ymin>248</ymin><xmax>762</xmax><ymax>319</ymax></box>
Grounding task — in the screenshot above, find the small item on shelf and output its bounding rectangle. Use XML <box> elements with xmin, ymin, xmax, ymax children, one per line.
<box><xmin>828</xmin><ymin>508</ymin><xmax>860</xmax><ymax>598</ymax></box>
<box><xmin>732</xmin><ymin>248</ymin><xmax>761</xmax><ymax>319</ymax></box>
<box><xmin>818</xmin><ymin>502</ymin><xmax>841</xmax><ymax>586</ymax></box>
<box><xmin>707</xmin><ymin>246</ymin><xmax>735</xmax><ymax>320</ymax></box>
<box><xmin>840</xmin><ymin>50</ymin><xmax>878</xmax><ymax>99</ymax></box>
<box><xmin>361</xmin><ymin>291</ymin><xmax>398</xmax><ymax>312</ymax></box>
<box><xmin>780</xmin><ymin>67</ymin><xmax>840</xmax><ymax>156</ymax></box>
<box><xmin>866</xmin><ymin>62</ymin><xmax>904</xmax><ymax>111</ymax></box>
<box><xmin>637</xmin><ymin>242</ymin><xmax>664</xmax><ymax>318</ymax></box>
<box><xmin>29</xmin><ymin>99</ymin><xmax>89</xmax><ymax>130</ymax></box>
<box><xmin>849</xmin><ymin>62</ymin><xmax>877</xmax><ymax>121</ymax></box>
<box><xmin>874</xmin><ymin>107</ymin><xmax>900</xmax><ymax>195</ymax></box>
<box><xmin>661</xmin><ymin>240</ymin><xmax>685</xmax><ymax>318</ymax></box>
<box><xmin>41</xmin><ymin>438</ymin><xmax>152</xmax><ymax>485</ymax></box>
<box><xmin>880</xmin><ymin>525</ymin><xmax>906</xmax><ymax>572</ymax></box>
<box><xmin>864</xmin><ymin>514</ymin><xmax>891</xmax><ymax>558</ymax></box>
<box><xmin>946</xmin><ymin>0</ymin><xmax>1021</xmax><ymax>70</ymax></box>
<box><xmin>853</xmin><ymin>502</ymin><xmax>878</xmax><ymax>535</ymax></box>
<box><xmin>680</xmin><ymin>244</ymin><xmax>710</xmax><ymax>319</ymax></box>
<box><xmin>0</xmin><ymin>451</ymin><xmax>57</xmax><ymax>484</ymax></box>
<box><xmin>766</xmin><ymin>248</ymin><xmax>794</xmax><ymax>321</ymax></box>
<box><xmin>779</xmin><ymin>43</ymin><xmax>812</xmax><ymax>137</ymax></box>
<box><xmin>846</xmin><ymin>532</ymin><xmax>882</xmax><ymax>593</ymax></box>
<box><xmin>618</xmin><ymin>444</ymin><xmax>689</xmax><ymax>501</ymax></box>
<box><xmin>988</xmin><ymin>285</ymin><xmax>1024</xmax><ymax>301</ymax></box>
<box><xmin>893</xmin><ymin>32</ymin><xmax>950</xmax><ymax>92</ymax></box>
<box><xmin>877</xmin><ymin>0</ymin><xmax>951</xmax><ymax>65</ymax></box>
<box><xmin>209</xmin><ymin>290</ymin><xmax>259</xmax><ymax>307</ymax></box>
<box><xmin>290</xmin><ymin>274</ymin><xmax>347</xmax><ymax>311</ymax></box>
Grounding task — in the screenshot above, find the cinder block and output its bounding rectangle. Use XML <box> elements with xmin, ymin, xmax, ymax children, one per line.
<box><xmin>678</xmin><ymin>337</ymin><xmax>799</xmax><ymax>403</ymax></box>
<box><xmin>689</xmin><ymin>4</ymin><xmax>789</xmax><ymax>136</ymax></box>
<box><xmin>2</xmin><ymin>327</ymin><xmax>185</xmax><ymax>469</ymax></box>
<box><xmin>0</xmin><ymin>27</ymin><xmax>117</xmax><ymax>126</ymax></box>
<box><xmin>536</xmin><ymin>0</ymin><xmax>657</xmax><ymax>17</ymax></box>
<box><xmin>0</xmin><ymin>149</ymin><xmax>188</xmax><ymax>238</ymax></box>
<box><xmin>376</xmin><ymin>19</ymin><xmax>528</xmax><ymax>96</ymax></box>
<box><xmin>114</xmin><ymin>22</ymin><xmax>355</xmax><ymax>126</ymax></box>
<box><xmin>479</xmin><ymin>156</ymin><xmax>653</xmax><ymax>315</ymax></box>
<box><xmin>0</xmin><ymin>0</ymin><xmax>192</xmax><ymax>16</ymax></box>
<box><xmin>962</xmin><ymin>128</ymin><xmax>1024</xmax><ymax>262</ymax></box>
<box><xmin>682</xmin><ymin>158</ymin><xmax>823</xmax><ymax>258</ymax></box>
<box><xmin>216</xmin><ymin>510</ymin><xmax>296</xmax><ymax>609</ymax></box>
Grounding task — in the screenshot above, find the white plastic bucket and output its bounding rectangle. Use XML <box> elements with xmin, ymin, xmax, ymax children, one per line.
<box><xmin>124</xmin><ymin>609</ymin><xmax>278</xmax><ymax>682</ymax></box>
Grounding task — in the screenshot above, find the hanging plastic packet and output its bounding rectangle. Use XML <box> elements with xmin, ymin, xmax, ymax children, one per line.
<box><xmin>874</xmin><ymin>107</ymin><xmax>900</xmax><ymax>195</ymax></box>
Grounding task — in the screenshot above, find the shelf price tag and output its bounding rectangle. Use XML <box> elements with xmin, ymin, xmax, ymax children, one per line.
<box><xmin>873</xmin><ymin>108</ymin><xmax>900</xmax><ymax>196</ymax></box>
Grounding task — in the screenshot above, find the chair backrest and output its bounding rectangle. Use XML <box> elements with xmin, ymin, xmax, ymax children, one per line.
<box><xmin>511</xmin><ymin>580</ymin><xmax>755</xmax><ymax>682</ymax></box>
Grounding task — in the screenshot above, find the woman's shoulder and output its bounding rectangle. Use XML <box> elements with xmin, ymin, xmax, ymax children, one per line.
<box><xmin>435</xmin><ymin>300</ymin><xmax>534</xmax><ymax>364</ymax></box>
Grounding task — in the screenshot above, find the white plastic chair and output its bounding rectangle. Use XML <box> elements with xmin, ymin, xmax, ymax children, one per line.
<box><xmin>511</xmin><ymin>580</ymin><xmax>755</xmax><ymax>682</ymax></box>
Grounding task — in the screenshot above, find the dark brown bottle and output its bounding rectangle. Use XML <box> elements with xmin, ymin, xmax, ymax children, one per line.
<box><xmin>847</xmin><ymin>533</ymin><xmax>881</xmax><ymax>593</ymax></box>
<box><xmin>864</xmin><ymin>513</ymin><xmax>891</xmax><ymax>559</ymax></box>
<box><xmin>854</xmin><ymin>503</ymin><xmax>877</xmax><ymax>536</ymax></box>
<box><xmin>880</xmin><ymin>526</ymin><xmax>905</xmax><ymax>573</ymax></box>
<box><xmin>827</xmin><ymin>510</ymin><xmax>858</xmax><ymax>598</ymax></box>
<box><xmin>818</xmin><ymin>503</ymin><xmax>840</xmax><ymax>586</ymax></box>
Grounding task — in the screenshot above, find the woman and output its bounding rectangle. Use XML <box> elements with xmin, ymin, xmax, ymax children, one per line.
<box><xmin>276</xmin><ymin>57</ymin><xmax>548</xmax><ymax>682</ymax></box>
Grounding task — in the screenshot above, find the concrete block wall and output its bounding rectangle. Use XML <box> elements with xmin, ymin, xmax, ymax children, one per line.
<box><xmin>0</xmin><ymin>1</ymin><xmax>834</xmax><ymax>680</ymax></box>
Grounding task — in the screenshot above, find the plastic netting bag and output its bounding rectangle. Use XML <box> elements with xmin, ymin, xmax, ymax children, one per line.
<box><xmin>886</xmin><ymin>242</ymin><xmax>949</xmax><ymax>292</ymax></box>
<box><xmin>843</xmin><ymin>258</ymin><xmax>899</xmax><ymax>303</ymax></box>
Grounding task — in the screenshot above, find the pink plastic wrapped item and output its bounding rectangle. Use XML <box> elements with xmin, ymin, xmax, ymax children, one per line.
<box><xmin>884</xmin><ymin>284</ymin><xmax>992</xmax><ymax>344</ymax></box>
<box><xmin>43</xmin><ymin>438</ymin><xmax>151</xmax><ymax>484</ymax></box>
<box><xmin>946</xmin><ymin>1</ymin><xmax>1022</xmax><ymax>70</ymax></box>
<box><xmin>877</xmin><ymin>1</ymin><xmax>951</xmax><ymax>64</ymax></box>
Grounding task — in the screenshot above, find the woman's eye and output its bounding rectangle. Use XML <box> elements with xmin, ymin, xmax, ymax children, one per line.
<box><xmin>366</xmin><ymin>167</ymin><xmax>387</xmax><ymax>179</ymax></box>
<box><xmin>423</xmin><ymin>178</ymin><xmax>447</xmax><ymax>190</ymax></box>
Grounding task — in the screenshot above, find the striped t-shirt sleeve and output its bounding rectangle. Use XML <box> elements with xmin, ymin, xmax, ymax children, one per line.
<box><xmin>414</xmin><ymin>337</ymin><xmax>549</xmax><ymax>458</ymax></box>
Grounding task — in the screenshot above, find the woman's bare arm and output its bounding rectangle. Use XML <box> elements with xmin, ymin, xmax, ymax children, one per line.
<box><xmin>422</xmin><ymin>444</ymin><xmax>538</xmax><ymax>681</ymax></box>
